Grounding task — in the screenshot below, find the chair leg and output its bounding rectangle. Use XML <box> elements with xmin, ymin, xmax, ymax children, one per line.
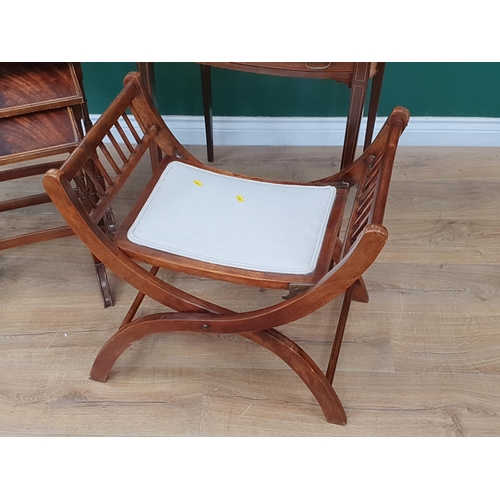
<box><xmin>244</xmin><ymin>328</ymin><xmax>347</xmax><ymax>424</ymax></box>
<box><xmin>120</xmin><ymin>266</ymin><xmax>160</xmax><ymax>328</ymax></box>
<box><xmin>72</xmin><ymin>167</ymin><xmax>115</xmax><ymax>308</ymax></box>
<box><xmin>200</xmin><ymin>64</ymin><xmax>214</xmax><ymax>162</ymax></box>
<box><xmin>363</xmin><ymin>62</ymin><xmax>386</xmax><ymax>150</ymax></box>
<box><xmin>333</xmin><ymin>237</ymin><xmax>368</xmax><ymax>303</ymax></box>
<box><xmin>91</xmin><ymin>207</ymin><xmax>116</xmax><ymax>308</ymax></box>
<box><xmin>325</xmin><ymin>287</ymin><xmax>354</xmax><ymax>383</ymax></box>
<box><xmin>90</xmin><ymin>313</ymin><xmax>347</xmax><ymax>425</ymax></box>
<box><xmin>92</xmin><ymin>256</ymin><xmax>113</xmax><ymax>308</ymax></box>
<box><xmin>102</xmin><ymin>207</ymin><xmax>117</xmax><ymax>237</ymax></box>
<box><xmin>351</xmin><ymin>277</ymin><xmax>369</xmax><ymax>303</ymax></box>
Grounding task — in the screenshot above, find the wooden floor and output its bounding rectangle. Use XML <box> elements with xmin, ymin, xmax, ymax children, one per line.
<box><xmin>1</xmin><ymin>145</ymin><xmax>500</xmax><ymax>436</ymax></box>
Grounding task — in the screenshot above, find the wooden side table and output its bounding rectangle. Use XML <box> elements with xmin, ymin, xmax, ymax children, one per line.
<box><xmin>0</xmin><ymin>62</ymin><xmax>113</xmax><ymax>307</ymax></box>
<box><xmin>137</xmin><ymin>62</ymin><xmax>385</xmax><ymax>170</ymax></box>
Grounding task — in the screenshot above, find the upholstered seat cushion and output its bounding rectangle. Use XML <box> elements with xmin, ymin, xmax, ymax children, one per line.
<box><xmin>127</xmin><ymin>161</ymin><xmax>336</xmax><ymax>274</ymax></box>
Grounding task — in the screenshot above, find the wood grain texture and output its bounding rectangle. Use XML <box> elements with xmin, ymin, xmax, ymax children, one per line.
<box><xmin>198</xmin><ymin>62</ymin><xmax>360</xmax><ymax>84</ymax></box>
<box><xmin>2</xmin><ymin>145</ymin><xmax>500</xmax><ymax>435</ymax></box>
<box><xmin>0</xmin><ymin>62</ymin><xmax>82</xmax><ymax>118</ymax></box>
<box><xmin>0</xmin><ymin>109</ymin><xmax>79</xmax><ymax>164</ymax></box>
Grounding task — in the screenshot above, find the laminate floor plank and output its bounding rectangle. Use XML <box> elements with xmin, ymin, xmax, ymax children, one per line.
<box><xmin>1</xmin><ymin>145</ymin><xmax>500</xmax><ymax>436</ymax></box>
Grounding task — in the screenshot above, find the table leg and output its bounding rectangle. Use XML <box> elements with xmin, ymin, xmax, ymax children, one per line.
<box><xmin>137</xmin><ymin>62</ymin><xmax>162</xmax><ymax>171</ymax></box>
<box><xmin>340</xmin><ymin>62</ymin><xmax>370</xmax><ymax>170</ymax></box>
<box><xmin>200</xmin><ymin>64</ymin><xmax>214</xmax><ymax>162</ymax></box>
<box><xmin>363</xmin><ymin>62</ymin><xmax>386</xmax><ymax>150</ymax></box>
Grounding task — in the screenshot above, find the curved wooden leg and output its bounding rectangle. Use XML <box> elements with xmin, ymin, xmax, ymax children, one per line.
<box><xmin>90</xmin><ymin>313</ymin><xmax>347</xmax><ymax>425</ymax></box>
<box><xmin>351</xmin><ymin>276</ymin><xmax>369</xmax><ymax>303</ymax></box>
<box><xmin>242</xmin><ymin>328</ymin><xmax>347</xmax><ymax>424</ymax></box>
<box><xmin>333</xmin><ymin>237</ymin><xmax>368</xmax><ymax>303</ymax></box>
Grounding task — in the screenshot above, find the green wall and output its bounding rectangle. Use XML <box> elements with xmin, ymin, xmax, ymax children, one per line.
<box><xmin>80</xmin><ymin>62</ymin><xmax>500</xmax><ymax>118</ymax></box>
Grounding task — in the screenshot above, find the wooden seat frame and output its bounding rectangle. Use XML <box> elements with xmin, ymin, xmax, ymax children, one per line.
<box><xmin>43</xmin><ymin>72</ymin><xmax>409</xmax><ymax>424</ymax></box>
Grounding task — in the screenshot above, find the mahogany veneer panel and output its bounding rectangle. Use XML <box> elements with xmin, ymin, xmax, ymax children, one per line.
<box><xmin>0</xmin><ymin>62</ymin><xmax>83</xmax><ymax>119</ymax></box>
<box><xmin>0</xmin><ymin>108</ymin><xmax>79</xmax><ymax>166</ymax></box>
<box><xmin>201</xmin><ymin>62</ymin><xmax>379</xmax><ymax>84</ymax></box>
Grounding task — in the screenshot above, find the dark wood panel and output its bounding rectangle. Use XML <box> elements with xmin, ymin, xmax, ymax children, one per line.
<box><xmin>200</xmin><ymin>62</ymin><xmax>365</xmax><ymax>85</ymax></box>
<box><xmin>0</xmin><ymin>108</ymin><xmax>79</xmax><ymax>165</ymax></box>
<box><xmin>0</xmin><ymin>62</ymin><xmax>83</xmax><ymax>118</ymax></box>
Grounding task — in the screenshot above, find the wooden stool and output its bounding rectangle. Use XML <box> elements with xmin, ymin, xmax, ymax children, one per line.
<box><xmin>44</xmin><ymin>72</ymin><xmax>409</xmax><ymax>424</ymax></box>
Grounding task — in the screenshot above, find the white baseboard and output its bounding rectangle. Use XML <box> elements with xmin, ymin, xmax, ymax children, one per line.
<box><xmin>91</xmin><ymin>114</ymin><xmax>500</xmax><ymax>148</ymax></box>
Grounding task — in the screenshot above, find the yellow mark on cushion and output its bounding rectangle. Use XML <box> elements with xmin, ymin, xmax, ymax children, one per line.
<box><xmin>193</xmin><ymin>180</ymin><xmax>203</xmax><ymax>186</ymax></box>
<box><xmin>236</xmin><ymin>195</ymin><xmax>245</xmax><ymax>202</ymax></box>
